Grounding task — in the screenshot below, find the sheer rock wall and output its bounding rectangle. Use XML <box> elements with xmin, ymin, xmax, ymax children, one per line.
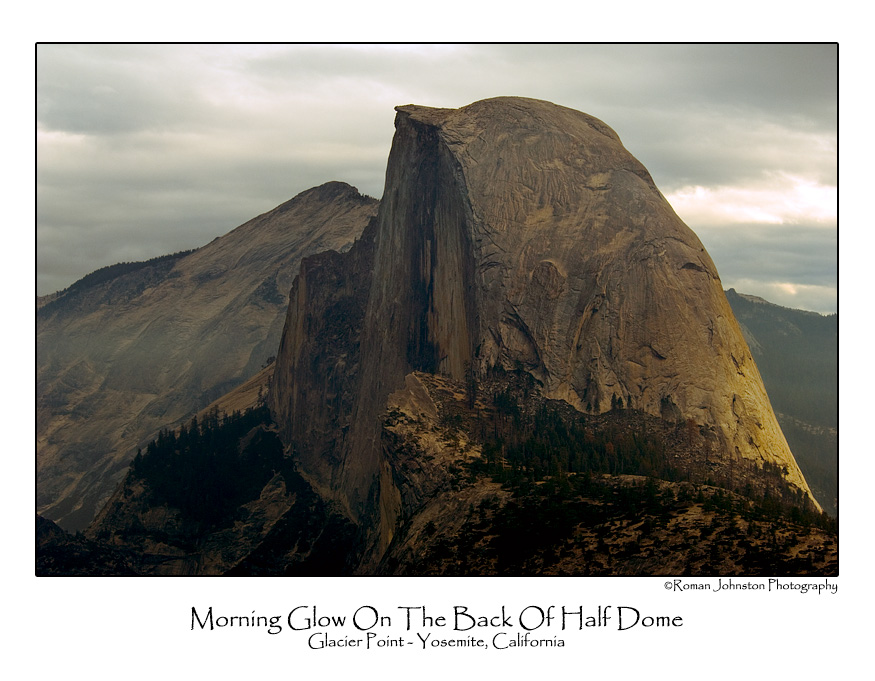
<box><xmin>268</xmin><ymin>98</ymin><xmax>820</xmax><ymax>567</ymax></box>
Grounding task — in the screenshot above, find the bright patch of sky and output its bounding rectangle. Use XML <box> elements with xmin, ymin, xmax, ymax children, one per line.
<box><xmin>667</xmin><ymin>174</ymin><xmax>837</xmax><ymax>227</ymax></box>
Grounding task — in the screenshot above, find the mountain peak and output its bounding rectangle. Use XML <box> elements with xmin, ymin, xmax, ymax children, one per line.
<box><xmin>270</xmin><ymin>97</ymin><xmax>821</xmax><ymax>566</ymax></box>
<box><xmin>37</xmin><ymin>182</ymin><xmax>379</xmax><ymax>530</ymax></box>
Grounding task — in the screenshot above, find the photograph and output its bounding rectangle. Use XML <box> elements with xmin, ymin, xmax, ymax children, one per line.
<box><xmin>27</xmin><ymin>39</ymin><xmax>852</xmax><ymax>680</ymax></box>
<box><xmin>36</xmin><ymin>44</ymin><xmax>837</xmax><ymax>577</ymax></box>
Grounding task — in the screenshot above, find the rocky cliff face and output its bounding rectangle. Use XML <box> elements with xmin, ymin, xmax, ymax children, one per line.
<box><xmin>38</xmin><ymin>182</ymin><xmax>378</xmax><ymax>531</ymax></box>
<box><xmin>725</xmin><ymin>288</ymin><xmax>837</xmax><ymax>515</ymax></box>
<box><xmin>268</xmin><ymin>217</ymin><xmax>377</xmax><ymax>510</ymax></box>
<box><xmin>269</xmin><ymin>97</ymin><xmax>819</xmax><ymax>569</ymax></box>
<box><xmin>384</xmin><ymin>99</ymin><xmax>809</xmax><ymax>487</ymax></box>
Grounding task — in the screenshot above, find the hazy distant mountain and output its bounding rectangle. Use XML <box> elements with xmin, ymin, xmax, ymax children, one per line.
<box><xmin>725</xmin><ymin>289</ymin><xmax>837</xmax><ymax>515</ymax></box>
<box><xmin>37</xmin><ymin>182</ymin><xmax>378</xmax><ymax>531</ymax></box>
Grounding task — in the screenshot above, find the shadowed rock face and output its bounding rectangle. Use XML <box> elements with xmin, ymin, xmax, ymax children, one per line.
<box><xmin>269</xmin><ymin>216</ymin><xmax>378</xmax><ymax>507</ymax></box>
<box><xmin>269</xmin><ymin>97</ymin><xmax>819</xmax><ymax>567</ymax></box>
<box><xmin>38</xmin><ymin>182</ymin><xmax>378</xmax><ymax>531</ymax></box>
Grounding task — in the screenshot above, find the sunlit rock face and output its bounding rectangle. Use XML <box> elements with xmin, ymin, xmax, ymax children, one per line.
<box><xmin>269</xmin><ymin>97</ymin><xmax>819</xmax><ymax>568</ymax></box>
<box><xmin>394</xmin><ymin>98</ymin><xmax>812</xmax><ymax>494</ymax></box>
<box><xmin>38</xmin><ymin>182</ymin><xmax>378</xmax><ymax>531</ymax></box>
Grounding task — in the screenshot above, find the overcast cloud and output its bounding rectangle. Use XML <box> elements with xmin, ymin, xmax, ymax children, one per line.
<box><xmin>36</xmin><ymin>43</ymin><xmax>837</xmax><ymax>313</ymax></box>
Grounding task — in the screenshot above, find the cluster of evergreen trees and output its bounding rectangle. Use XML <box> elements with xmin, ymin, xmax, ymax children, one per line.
<box><xmin>422</xmin><ymin>459</ymin><xmax>834</xmax><ymax>575</ymax></box>
<box><xmin>473</xmin><ymin>387</ymin><xmax>684</xmax><ymax>484</ymax></box>
<box><xmin>131</xmin><ymin>406</ymin><xmax>285</xmax><ymax>526</ymax></box>
<box><xmin>464</xmin><ymin>380</ymin><xmax>835</xmax><ymax>537</ymax></box>
<box><xmin>63</xmin><ymin>249</ymin><xmax>196</xmax><ymax>297</ymax></box>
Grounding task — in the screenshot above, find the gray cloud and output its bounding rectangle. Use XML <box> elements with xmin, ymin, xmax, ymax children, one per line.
<box><xmin>36</xmin><ymin>44</ymin><xmax>837</xmax><ymax>313</ymax></box>
<box><xmin>696</xmin><ymin>223</ymin><xmax>837</xmax><ymax>313</ymax></box>
<box><xmin>37</xmin><ymin>45</ymin><xmax>209</xmax><ymax>135</ymax></box>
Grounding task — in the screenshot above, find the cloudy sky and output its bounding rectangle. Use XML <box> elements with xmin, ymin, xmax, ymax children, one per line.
<box><xmin>36</xmin><ymin>43</ymin><xmax>837</xmax><ymax>313</ymax></box>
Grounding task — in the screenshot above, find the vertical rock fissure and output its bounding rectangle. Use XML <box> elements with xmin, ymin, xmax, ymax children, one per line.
<box><xmin>404</xmin><ymin>122</ymin><xmax>479</xmax><ymax>381</ymax></box>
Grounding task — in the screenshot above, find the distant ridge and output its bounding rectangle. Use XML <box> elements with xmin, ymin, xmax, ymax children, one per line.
<box><xmin>39</xmin><ymin>249</ymin><xmax>197</xmax><ymax>309</ymax></box>
<box><xmin>724</xmin><ymin>287</ymin><xmax>837</xmax><ymax>514</ymax></box>
<box><xmin>37</xmin><ymin>250</ymin><xmax>197</xmax><ymax>316</ymax></box>
<box><xmin>728</xmin><ymin>288</ymin><xmax>832</xmax><ymax>317</ymax></box>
